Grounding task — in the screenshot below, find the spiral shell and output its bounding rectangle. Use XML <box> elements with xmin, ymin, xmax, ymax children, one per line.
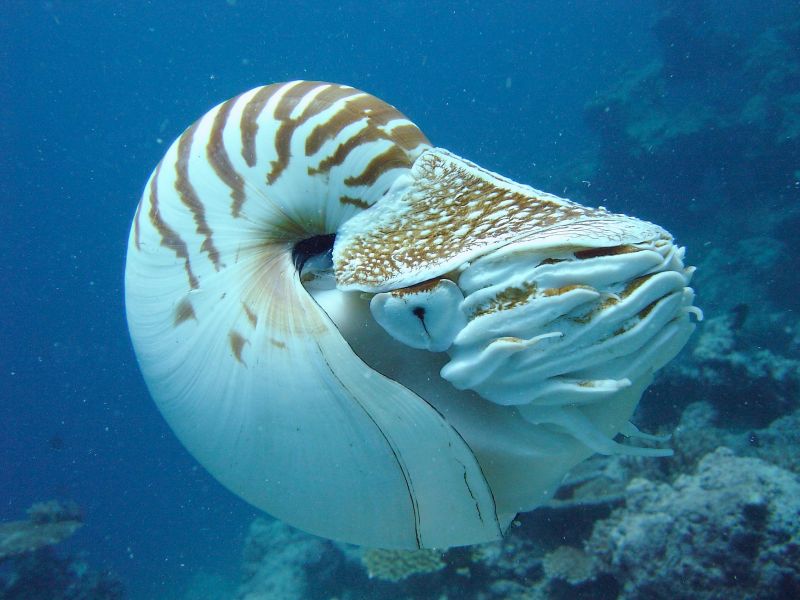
<box><xmin>125</xmin><ymin>81</ymin><xmax>699</xmax><ymax>549</ymax></box>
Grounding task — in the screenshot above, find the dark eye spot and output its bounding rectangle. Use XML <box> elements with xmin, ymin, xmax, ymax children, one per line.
<box><xmin>293</xmin><ymin>234</ymin><xmax>336</xmax><ymax>272</ymax></box>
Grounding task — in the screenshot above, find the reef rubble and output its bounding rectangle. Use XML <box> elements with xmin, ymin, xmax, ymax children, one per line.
<box><xmin>584</xmin><ymin>448</ymin><xmax>800</xmax><ymax>600</ymax></box>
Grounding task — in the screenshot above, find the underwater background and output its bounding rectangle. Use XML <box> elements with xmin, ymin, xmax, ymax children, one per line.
<box><xmin>1</xmin><ymin>1</ymin><xmax>799</xmax><ymax>598</ymax></box>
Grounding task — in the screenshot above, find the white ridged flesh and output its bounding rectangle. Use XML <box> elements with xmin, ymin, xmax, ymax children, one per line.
<box><xmin>370</xmin><ymin>279</ymin><xmax>466</xmax><ymax>352</ymax></box>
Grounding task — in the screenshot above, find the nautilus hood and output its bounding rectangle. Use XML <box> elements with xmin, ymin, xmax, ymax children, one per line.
<box><xmin>125</xmin><ymin>81</ymin><xmax>700</xmax><ymax>549</ymax></box>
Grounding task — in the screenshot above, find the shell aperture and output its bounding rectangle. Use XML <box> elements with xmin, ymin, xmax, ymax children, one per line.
<box><xmin>125</xmin><ymin>81</ymin><xmax>699</xmax><ymax>549</ymax></box>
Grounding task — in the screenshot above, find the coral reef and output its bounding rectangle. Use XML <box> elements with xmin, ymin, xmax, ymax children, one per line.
<box><xmin>689</xmin><ymin>236</ymin><xmax>792</xmax><ymax>316</ymax></box>
<box><xmin>582</xmin><ymin>1</ymin><xmax>800</xmax><ymax>326</ymax></box>
<box><xmin>655</xmin><ymin>306</ymin><xmax>800</xmax><ymax>429</ymax></box>
<box><xmin>0</xmin><ymin>501</ymin><xmax>124</xmax><ymax>600</ymax></box>
<box><xmin>640</xmin><ymin>230</ymin><xmax>800</xmax><ymax>432</ymax></box>
<box><xmin>541</xmin><ymin>545</ymin><xmax>597</xmax><ymax>586</ymax></box>
<box><xmin>0</xmin><ymin>501</ymin><xmax>82</xmax><ymax>561</ymax></box>
<box><xmin>237</xmin><ymin>518</ymin><xmax>338</xmax><ymax>600</ymax></box>
<box><xmin>585</xmin><ymin>448</ymin><xmax>800</xmax><ymax>599</ymax></box>
<box><xmin>672</xmin><ymin>402</ymin><xmax>800</xmax><ymax>476</ymax></box>
<box><xmin>361</xmin><ymin>548</ymin><xmax>444</xmax><ymax>582</ymax></box>
<box><xmin>585</xmin><ymin>5</ymin><xmax>800</xmax><ymax>227</ymax></box>
<box><xmin>0</xmin><ymin>549</ymin><xmax>125</xmax><ymax>600</ymax></box>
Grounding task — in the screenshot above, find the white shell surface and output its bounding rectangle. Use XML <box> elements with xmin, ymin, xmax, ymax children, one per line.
<box><xmin>128</xmin><ymin>244</ymin><xmax>500</xmax><ymax>548</ymax></box>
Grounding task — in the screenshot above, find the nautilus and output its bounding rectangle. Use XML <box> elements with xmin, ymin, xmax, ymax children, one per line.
<box><xmin>125</xmin><ymin>81</ymin><xmax>699</xmax><ymax>549</ymax></box>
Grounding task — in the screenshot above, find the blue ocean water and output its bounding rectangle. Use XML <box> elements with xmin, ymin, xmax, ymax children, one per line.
<box><xmin>2</xmin><ymin>1</ymin><xmax>798</xmax><ymax>599</ymax></box>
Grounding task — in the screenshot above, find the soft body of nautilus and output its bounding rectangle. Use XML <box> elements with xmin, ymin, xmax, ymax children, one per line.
<box><xmin>125</xmin><ymin>81</ymin><xmax>699</xmax><ymax>549</ymax></box>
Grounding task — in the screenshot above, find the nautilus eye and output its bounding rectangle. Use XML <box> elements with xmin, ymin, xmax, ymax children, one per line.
<box><xmin>125</xmin><ymin>81</ymin><xmax>700</xmax><ymax>549</ymax></box>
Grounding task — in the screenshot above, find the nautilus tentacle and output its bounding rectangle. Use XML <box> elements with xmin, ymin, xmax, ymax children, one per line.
<box><xmin>126</xmin><ymin>81</ymin><xmax>699</xmax><ymax>549</ymax></box>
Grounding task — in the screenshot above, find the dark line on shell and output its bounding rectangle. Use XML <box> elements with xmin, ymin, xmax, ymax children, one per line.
<box><xmin>309</xmin><ymin>282</ymin><xmax>499</xmax><ymax>545</ymax></box>
<box><xmin>312</xmin><ymin>334</ymin><xmax>423</xmax><ymax>549</ymax></box>
<box><xmin>462</xmin><ymin>469</ymin><xmax>484</xmax><ymax>525</ymax></box>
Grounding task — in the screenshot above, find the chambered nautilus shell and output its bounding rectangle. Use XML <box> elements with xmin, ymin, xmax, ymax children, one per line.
<box><xmin>125</xmin><ymin>81</ymin><xmax>700</xmax><ymax>549</ymax></box>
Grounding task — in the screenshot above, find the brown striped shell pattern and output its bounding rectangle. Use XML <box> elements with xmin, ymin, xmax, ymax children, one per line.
<box><xmin>125</xmin><ymin>81</ymin><xmax>701</xmax><ymax>549</ymax></box>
